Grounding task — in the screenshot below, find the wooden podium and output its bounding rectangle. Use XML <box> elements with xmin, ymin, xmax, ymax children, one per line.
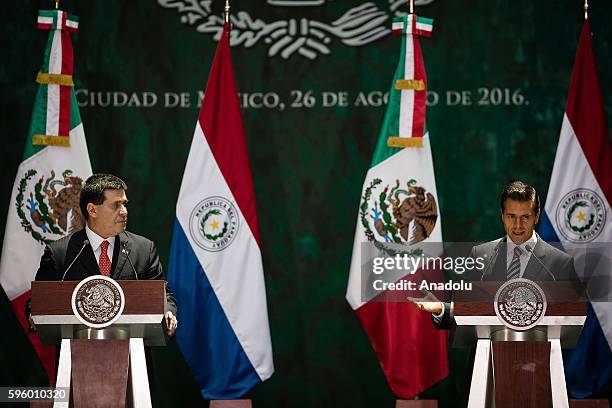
<box><xmin>451</xmin><ymin>282</ymin><xmax>586</xmax><ymax>408</ymax></box>
<box><xmin>31</xmin><ymin>280</ymin><xmax>168</xmax><ymax>408</ymax></box>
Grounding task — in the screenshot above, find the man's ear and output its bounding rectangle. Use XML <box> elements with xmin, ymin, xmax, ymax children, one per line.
<box><xmin>534</xmin><ymin>210</ymin><xmax>541</xmax><ymax>224</ymax></box>
<box><xmin>87</xmin><ymin>203</ymin><xmax>97</xmax><ymax>219</ymax></box>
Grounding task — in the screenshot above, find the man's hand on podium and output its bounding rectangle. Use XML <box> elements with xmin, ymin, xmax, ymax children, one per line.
<box><xmin>408</xmin><ymin>290</ymin><xmax>444</xmax><ymax>315</ymax></box>
<box><xmin>165</xmin><ymin>311</ymin><xmax>178</xmax><ymax>336</ymax></box>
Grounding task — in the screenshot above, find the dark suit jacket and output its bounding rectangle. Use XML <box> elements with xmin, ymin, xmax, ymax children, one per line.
<box><xmin>29</xmin><ymin>229</ymin><xmax>176</xmax><ymax>316</ymax></box>
<box><xmin>432</xmin><ymin>234</ymin><xmax>578</xmax><ymax>329</ymax></box>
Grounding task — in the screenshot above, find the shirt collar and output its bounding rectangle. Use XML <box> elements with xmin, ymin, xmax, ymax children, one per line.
<box><xmin>85</xmin><ymin>224</ymin><xmax>114</xmax><ymax>251</ymax></box>
<box><xmin>506</xmin><ymin>230</ymin><xmax>538</xmax><ymax>254</ymax></box>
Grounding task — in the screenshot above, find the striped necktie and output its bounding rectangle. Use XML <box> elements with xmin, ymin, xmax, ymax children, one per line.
<box><xmin>507</xmin><ymin>246</ymin><xmax>522</xmax><ymax>280</ymax></box>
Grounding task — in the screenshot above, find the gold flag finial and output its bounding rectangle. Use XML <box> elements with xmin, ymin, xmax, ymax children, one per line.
<box><xmin>584</xmin><ymin>0</ymin><xmax>589</xmax><ymax>19</ymax></box>
<box><xmin>224</xmin><ymin>0</ymin><xmax>230</xmax><ymax>23</ymax></box>
<box><xmin>55</xmin><ymin>0</ymin><xmax>60</xmax><ymax>9</ymax></box>
<box><xmin>410</xmin><ymin>0</ymin><xmax>414</xmax><ymax>15</ymax></box>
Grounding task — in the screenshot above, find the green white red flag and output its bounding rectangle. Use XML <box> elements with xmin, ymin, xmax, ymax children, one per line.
<box><xmin>346</xmin><ymin>14</ymin><xmax>448</xmax><ymax>398</ymax></box>
<box><xmin>387</xmin><ymin>15</ymin><xmax>433</xmax><ymax>148</ymax></box>
<box><xmin>0</xmin><ymin>9</ymin><xmax>92</xmax><ymax>382</ymax></box>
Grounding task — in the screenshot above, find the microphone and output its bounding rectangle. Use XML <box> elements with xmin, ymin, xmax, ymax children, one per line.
<box><xmin>62</xmin><ymin>240</ymin><xmax>90</xmax><ymax>281</ymax></box>
<box><xmin>525</xmin><ymin>244</ymin><xmax>556</xmax><ymax>281</ymax></box>
<box><xmin>121</xmin><ymin>238</ymin><xmax>139</xmax><ymax>280</ymax></box>
<box><xmin>480</xmin><ymin>240</ymin><xmax>503</xmax><ymax>281</ymax></box>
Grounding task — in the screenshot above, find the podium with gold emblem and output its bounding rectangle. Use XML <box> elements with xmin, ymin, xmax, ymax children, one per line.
<box><xmin>31</xmin><ymin>279</ymin><xmax>168</xmax><ymax>408</ymax></box>
<box><xmin>451</xmin><ymin>281</ymin><xmax>589</xmax><ymax>408</ymax></box>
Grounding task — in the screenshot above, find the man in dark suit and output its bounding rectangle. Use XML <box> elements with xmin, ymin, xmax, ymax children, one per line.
<box><xmin>28</xmin><ymin>173</ymin><xmax>177</xmax><ymax>335</ymax></box>
<box><xmin>413</xmin><ymin>180</ymin><xmax>577</xmax><ymax>329</ymax></box>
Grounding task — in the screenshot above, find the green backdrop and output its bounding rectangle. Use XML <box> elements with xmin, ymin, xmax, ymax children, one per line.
<box><xmin>1</xmin><ymin>1</ymin><xmax>611</xmax><ymax>406</ymax></box>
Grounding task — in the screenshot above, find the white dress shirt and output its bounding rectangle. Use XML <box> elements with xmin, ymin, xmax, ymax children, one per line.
<box><xmin>505</xmin><ymin>231</ymin><xmax>537</xmax><ymax>278</ymax></box>
<box><xmin>85</xmin><ymin>224</ymin><xmax>115</xmax><ymax>267</ymax></box>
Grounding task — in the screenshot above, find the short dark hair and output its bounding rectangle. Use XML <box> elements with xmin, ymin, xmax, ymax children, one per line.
<box><xmin>500</xmin><ymin>180</ymin><xmax>540</xmax><ymax>214</ymax></box>
<box><xmin>79</xmin><ymin>174</ymin><xmax>128</xmax><ymax>220</ymax></box>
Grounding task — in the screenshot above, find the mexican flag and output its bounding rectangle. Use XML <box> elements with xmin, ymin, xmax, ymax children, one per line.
<box><xmin>345</xmin><ymin>14</ymin><xmax>448</xmax><ymax>398</ymax></box>
<box><xmin>0</xmin><ymin>10</ymin><xmax>92</xmax><ymax>382</ymax></box>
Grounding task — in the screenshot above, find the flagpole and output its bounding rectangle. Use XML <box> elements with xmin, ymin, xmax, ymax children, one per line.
<box><xmin>55</xmin><ymin>0</ymin><xmax>59</xmax><ymax>9</ymax></box>
<box><xmin>584</xmin><ymin>0</ymin><xmax>589</xmax><ymax>20</ymax></box>
<box><xmin>224</xmin><ymin>0</ymin><xmax>230</xmax><ymax>23</ymax></box>
<box><xmin>410</xmin><ymin>0</ymin><xmax>414</xmax><ymax>15</ymax></box>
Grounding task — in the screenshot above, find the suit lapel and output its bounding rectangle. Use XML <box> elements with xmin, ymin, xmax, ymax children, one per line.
<box><xmin>523</xmin><ymin>239</ymin><xmax>546</xmax><ymax>281</ymax></box>
<box><xmin>69</xmin><ymin>230</ymin><xmax>98</xmax><ymax>278</ymax></box>
<box><xmin>111</xmin><ymin>234</ymin><xmax>128</xmax><ymax>279</ymax></box>
<box><xmin>490</xmin><ymin>237</ymin><xmax>508</xmax><ymax>281</ymax></box>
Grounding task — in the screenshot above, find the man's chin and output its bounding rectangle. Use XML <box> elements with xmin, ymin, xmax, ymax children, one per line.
<box><xmin>510</xmin><ymin>234</ymin><xmax>527</xmax><ymax>244</ymax></box>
